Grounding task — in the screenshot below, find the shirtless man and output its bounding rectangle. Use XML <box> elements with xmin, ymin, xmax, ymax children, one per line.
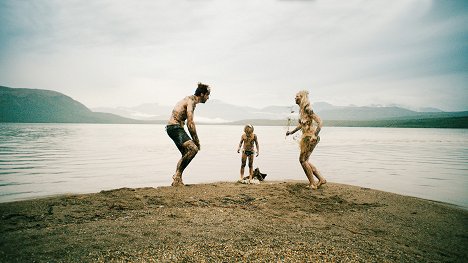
<box><xmin>166</xmin><ymin>83</ymin><xmax>211</xmax><ymax>186</ymax></box>
<box><xmin>237</xmin><ymin>124</ymin><xmax>260</xmax><ymax>182</ymax></box>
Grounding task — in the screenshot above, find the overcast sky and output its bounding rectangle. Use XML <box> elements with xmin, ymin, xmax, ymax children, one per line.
<box><xmin>1</xmin><ymin>0</ymin><xmax>467</xmax><ymax>111</ymax></box>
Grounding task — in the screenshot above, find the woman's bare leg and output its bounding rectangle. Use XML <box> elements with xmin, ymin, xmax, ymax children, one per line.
<box><xmin>307</xmin><ymin>139</ymin><xmax>326</xmax><ymax>187</ymax></box>
<box><xmin>300</xmin><ymin>148</ymin><xmax>316</xmax><ymax>189</ymax></box>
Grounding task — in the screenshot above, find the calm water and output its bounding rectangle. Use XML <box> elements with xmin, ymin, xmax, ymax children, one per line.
<box><xmin>0</xmin><ymin>123</ymin><xmax>467</xmax><ymax>209</ymax></box>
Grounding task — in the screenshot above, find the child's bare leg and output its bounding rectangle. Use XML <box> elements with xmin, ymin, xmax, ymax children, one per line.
<box><xmin>248</xmin><ymin>155</ymin><xmax>254</xmax><ymax>182</ymax></box>
<box><xmin>240</xmin><ymin>154</ymin><xmax>247</xmax><ymax>180</ymax></box>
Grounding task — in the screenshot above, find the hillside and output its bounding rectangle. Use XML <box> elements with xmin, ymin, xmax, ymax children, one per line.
<box><xmin>0</xmin><ymin>86</ymin><xmax>141</xmax><ymax>123</ymax></box>
<box><xmin>227</xmin><ymin>116</ymin><xmax>468</xmax><ymax>128</ymax></box>
<box><xmin>2</xmin><ymin>86</ymin><xmax>467</xmax><ymax>127</ymax></box>
<box><xmin>94</xmin><ymin>100</ymin><xmax>468</xmax><ymax>125</ymax></box>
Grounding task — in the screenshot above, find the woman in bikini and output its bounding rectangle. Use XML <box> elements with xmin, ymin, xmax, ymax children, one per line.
<box><xmin>286</xmin><ymin>90</ymin><xmax>326</xmax><ymax>189</ymax></box>
<box><xmin>237</xmin><ymin>124</ymin><xmax>259</xmax><ymax>183</ymax></box>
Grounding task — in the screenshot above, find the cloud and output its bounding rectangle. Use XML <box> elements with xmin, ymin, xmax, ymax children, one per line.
<box><xmin>0</xmin><ymin>0</ymin><xmax>467</xmax><ymax>111</ymax></box>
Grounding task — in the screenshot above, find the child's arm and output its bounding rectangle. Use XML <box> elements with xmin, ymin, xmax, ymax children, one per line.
<box><xmin>237</xmin><ymin>135</ymin><xmax>244</xmax><ymax>153</ymax></box>
<box><xmin>254</xmin><ymin>134</ymin><xmax>259</xmax><ymax>157</ymax></box>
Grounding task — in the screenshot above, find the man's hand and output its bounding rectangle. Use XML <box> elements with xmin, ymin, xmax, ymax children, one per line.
<box><xmin>237</xmin><ymin>149</ymin><xmax>240</xmax><ymax>153</ymax></box>
<box><xmin>286</xmin><ymin>131</ymin><xmax>290</xmax><ymax>136</ymax></box>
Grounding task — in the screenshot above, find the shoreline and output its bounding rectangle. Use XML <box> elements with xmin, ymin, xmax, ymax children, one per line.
<box><xmin>2</xmin><ymin>179</ymin><xmax>466</xmax><ymax>211</ymax></box>
<box><xmin>1</xmin><ymin>181</ymin><xmax>467</xmax><ymax>262</ymax></box>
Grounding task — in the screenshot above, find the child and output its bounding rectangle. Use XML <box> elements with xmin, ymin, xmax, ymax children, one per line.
<box><xmin>237</xmin><ymin>124</ymin><xmax>260</xmax><ymax>182</ymax></box>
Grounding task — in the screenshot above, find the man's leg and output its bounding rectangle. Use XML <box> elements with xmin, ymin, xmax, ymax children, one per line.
<box><xmin>173</xmin><ymin>140</ymin><xmax>198</xmax><ymax>186</ymax></box>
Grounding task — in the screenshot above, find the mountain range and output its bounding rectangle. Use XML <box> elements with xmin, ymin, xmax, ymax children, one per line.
<box><xmin>93</xmin><ymin>99</ymin><xmax>468</xmax><ymax>124</ymax></box>
<box><xmin>1</xmin><ymin>86</ymin><xmax>467</xmax><ymax>128</ymax></box>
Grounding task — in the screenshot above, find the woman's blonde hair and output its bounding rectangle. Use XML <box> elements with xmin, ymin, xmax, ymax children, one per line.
<box><xmin>244</xmin><ymin>124</ymin><xmax>254</xmax><ymax>134</ymax></box>
<box><xmin>297</xmin><ymin>90</ymin><xmax>311</xmax><ymax>115</ymax></box>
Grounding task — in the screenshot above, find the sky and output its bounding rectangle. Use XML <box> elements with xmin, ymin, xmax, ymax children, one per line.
<box><xmin>0</xmin><ymin>0</ymin><xmax>467</xmax><ymax>111</ymax></box>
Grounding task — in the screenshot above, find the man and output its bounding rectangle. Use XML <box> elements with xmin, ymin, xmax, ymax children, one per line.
<box><xmin>166</xmin><ymin>83</ymin><xmax>211</xmax><ymax>186</ymax></box>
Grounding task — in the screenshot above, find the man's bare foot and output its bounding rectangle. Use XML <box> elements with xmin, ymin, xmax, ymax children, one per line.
<box><xmin>171</xmin><ymin>174</ymin><xmax>184</xmax><ymax>186</ymax></box>
<box><xmin>171</xmin><ymin>179</ymin><xmax>184</xmax><ymax>186</ymax></box>
<box><xmin>307</xmin><ymin>183</ymin><xmax>317</xmax><ymax>190</ymax></box>
<box><xmin>316</xmin><ymin>179</ymin><xmax>327</xmax><ymax>188</ymax></box>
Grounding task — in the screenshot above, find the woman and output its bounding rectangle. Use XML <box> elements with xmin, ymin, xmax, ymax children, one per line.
<box><xmin>286</xmin><ymin>90</ymin><xmax>326</xmax><ymax>189</ymax></box>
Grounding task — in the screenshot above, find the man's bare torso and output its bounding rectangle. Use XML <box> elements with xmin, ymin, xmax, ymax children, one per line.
<box><xmin>168</xmin><ymin>95</ymin><xmax>196</xmax><ymax>127</ymax></box>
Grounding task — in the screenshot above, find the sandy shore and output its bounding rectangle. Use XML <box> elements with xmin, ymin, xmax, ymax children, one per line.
<box><xmin>0</xmin><ymin>181</ymin><xmax>467</xmax><ymax>262</ymax></box>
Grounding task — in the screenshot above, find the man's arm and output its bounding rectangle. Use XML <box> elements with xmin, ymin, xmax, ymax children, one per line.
<box><xmin>186</xmin><ymin>99</ymin><xmax>200</xmax><ymax>149</ymax></box>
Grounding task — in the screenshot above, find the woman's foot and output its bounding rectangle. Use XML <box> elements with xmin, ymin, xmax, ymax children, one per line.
<box><xmin>316</xmin><ymin>179</ymin><xmax>327</xmax><ymax>188</ymax></box>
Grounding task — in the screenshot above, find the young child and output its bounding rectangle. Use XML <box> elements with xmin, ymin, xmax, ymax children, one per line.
<box><xmin>237</xmin><ymin>124</ymin><xmax>260</xmax><ymax>182</ymax></box>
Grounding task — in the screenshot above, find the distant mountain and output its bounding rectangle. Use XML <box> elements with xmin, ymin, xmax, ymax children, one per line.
<box><xmin>3</xmin><ymin>85</ymin><xmax>466</xmax><ymax>128</ymax></box>
<box><xmin>92</xmin><ymin>100</ymin><xmax>294</xmax><ymax>123</ymax></box>
<box><xmin>318</xmin><ymin>106</ymin><xmax>418</xmax><ymax>121</ymax></box>
<box><xmin>228</xmin><ymin>116</ymin><xmax>468</xmax><ymax>128</ymax></box>
<box><xmin>417</xmin><ymin>107</ymin><xmax>443</xmax><ymax>112</ymax></box>
<box><xmin>196</xmin><ymin>100</ymin><xmax>291</xmax><ymax>122</ymax></box>
<box><xmin>0</xmin><ymin>86</ymin><xmax>141</xmax><ymax>123</ymax></box>
<box><xmin>93</xmin><ymin>103</ymin><xmax>172</xmax><ymax>121</ymax></box>
<box><xmin>94</xmin><ymin>99</ymin><xmax>467</xmax><ymax>124</ymax></box>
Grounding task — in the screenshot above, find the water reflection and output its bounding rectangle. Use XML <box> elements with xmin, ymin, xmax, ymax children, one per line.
<box><xmin>0</xmin><ymin>123</ymin><xmax>467</xmax><ymax>209</ymax></box>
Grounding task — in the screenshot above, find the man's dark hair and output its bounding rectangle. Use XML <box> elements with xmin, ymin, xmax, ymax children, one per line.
<box><xmin>194</xmin><ymin>82</ymin><xmax>210</xmax><ymax>96</ymax></box>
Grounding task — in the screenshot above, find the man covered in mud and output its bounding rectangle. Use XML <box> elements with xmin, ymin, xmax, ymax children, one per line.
<box><xmin>166</xmin><ymin>83</ymin><xmax>211</xmax><ymax>186</ymax></box>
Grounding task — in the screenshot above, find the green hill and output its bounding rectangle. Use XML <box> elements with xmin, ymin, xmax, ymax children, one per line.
<box><xmin>0</xmin><ymin>86</ymin><xmax>141</xmax><ymax>123</ymax></box>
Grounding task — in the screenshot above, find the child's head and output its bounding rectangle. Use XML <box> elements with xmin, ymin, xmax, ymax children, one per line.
<box><xmin>244</xmin><ymin>124</ymin><xmax>254</xmax><ymax>134</ymax></box>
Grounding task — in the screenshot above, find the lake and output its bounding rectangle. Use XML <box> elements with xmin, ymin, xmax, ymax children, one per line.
<box><xmin>0</xmin><ymin>123</ymin><xmax>467</xmax><ymax>209</ymax></box>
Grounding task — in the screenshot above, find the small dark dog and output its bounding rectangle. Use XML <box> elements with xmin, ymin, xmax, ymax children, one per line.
<box><xmin>242</xmin><ymin>168</ymin><xmax>267</xmax><ymax>181</ymax></box>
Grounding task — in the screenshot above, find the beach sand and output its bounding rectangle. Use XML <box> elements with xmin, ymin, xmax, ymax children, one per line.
<box><xmin>1</xmin><ymin>181</ymin><xmax>467</xmax><ymax>262</ymax></box>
